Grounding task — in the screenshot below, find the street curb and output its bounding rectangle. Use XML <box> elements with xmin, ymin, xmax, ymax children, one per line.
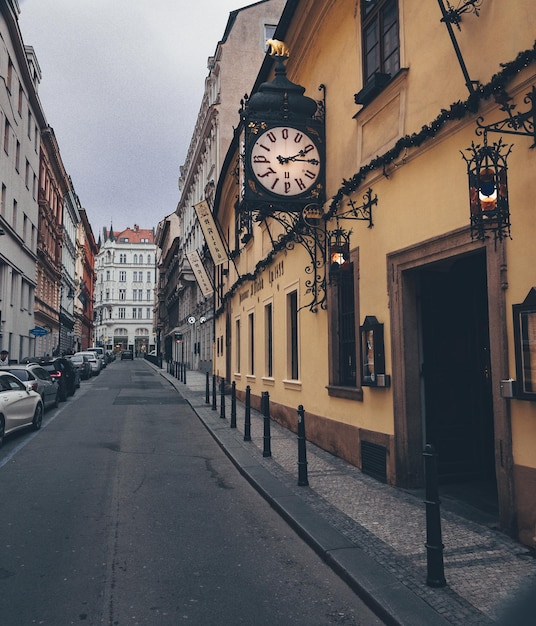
<box><xmin>155</xmin><ymin>364</ymin><xmax>450</xmax><ymax>626</ymax></box>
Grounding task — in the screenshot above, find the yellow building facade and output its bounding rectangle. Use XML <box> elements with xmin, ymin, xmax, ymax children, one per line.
<box><xmin>211</xmin><ymin>0</ymin><xmax>536</xmax><ymax>547</ymax></box>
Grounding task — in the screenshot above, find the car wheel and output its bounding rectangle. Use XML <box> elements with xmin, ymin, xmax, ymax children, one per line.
<box><xmin>0</xmin><ymin>415</ymin><xmax>4</xmax><ymax>448</ymax></box>
<box><xmin>32</xmin><ymin>403</ymin><xmax>43</xmax><ymax>431</ymax></box>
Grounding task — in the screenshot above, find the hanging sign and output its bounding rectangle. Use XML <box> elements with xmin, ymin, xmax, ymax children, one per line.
<box><xmin>193</xmin><ymin>200</ymin><xmax>227</xmax><ymax>266</ymax></box>
<box><xmin>186</xmin><ymin>250</ymin><xmax>214</xmax><ymax>297</ymax></box>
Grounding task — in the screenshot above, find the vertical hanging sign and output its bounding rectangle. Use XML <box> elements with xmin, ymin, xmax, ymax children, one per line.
<box><xmin>186</xmin><ymin>250</ymin><xmax>214</xmax><ymax>297</ymax></box>
<box><xmin>193</xmin><ymin>200</ymin><xmax>227</xmax><ymax>266</ymax></box>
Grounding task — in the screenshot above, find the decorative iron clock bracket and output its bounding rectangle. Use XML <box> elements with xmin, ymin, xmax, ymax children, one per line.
<box><xmin>476</xmin><ymin>86</ymin><xmax>536</xmax><ymax>148</ymax></box>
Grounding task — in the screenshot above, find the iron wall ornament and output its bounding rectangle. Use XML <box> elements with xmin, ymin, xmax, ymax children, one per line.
<box><xmin>461</xmin><ymin>136</ymin><xmax>512</xmax><ymax>241</ymax></box>
<box><xmin>476</xmin><ymin>86</ymin><xmax>536</xmax><ymax>148</ymax></box>
<box><xmin>436</xmin><ymin>0</ymin><xmax>481</xmax><ymax>96</ymax></box>
<box><xmin>439</xmin><ymin>0</ymin><xmax>483</xmax><ymax>29</ymax></box>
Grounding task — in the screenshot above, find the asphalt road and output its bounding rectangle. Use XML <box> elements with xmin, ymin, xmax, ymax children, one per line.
<box><xmin>0</xmin><ymin>359</ymin><xmax>384</xmax><ymax>626</ymax></box>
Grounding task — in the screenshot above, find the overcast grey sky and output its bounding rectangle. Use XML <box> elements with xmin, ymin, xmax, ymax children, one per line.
<box><xmin>18</xmin><ymin>0</ymin><xmax>259</xmax><ymax>238</ymax></box>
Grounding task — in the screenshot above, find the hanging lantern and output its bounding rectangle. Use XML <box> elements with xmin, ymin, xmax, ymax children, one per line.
<box><xmin>328</xmin><ymin>226</ymin><xmax>351</xmax><ymax>279</ymax></box>
<box><xmin>461</xmin><ymin>136</ymin><xmax>512</xmax><ymax>241</ymax></box>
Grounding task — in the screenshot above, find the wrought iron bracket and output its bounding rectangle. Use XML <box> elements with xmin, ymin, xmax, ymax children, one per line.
<box><xmin>476</xmin><ymin>86</ymin><xmax>536</xmax><ymax>148</ymax></box>
<box><xmin>439</xmin><ymin>0</ymin><xmax>483</xmax><ymax>29</ymax></box>
<box><xmin>333</xmin><ymin>188</ymin><xmax>377</xmax><ymax>228</ymax></box>
<box><xmin>437</xmin><ymin>0</ymin><xmax>481</xmax><ymax>95</ymax></box>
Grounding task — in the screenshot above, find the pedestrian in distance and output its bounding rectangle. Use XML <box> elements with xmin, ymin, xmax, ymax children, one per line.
<box><xmin>0</xmin><ymin>350</ymin><xmax>8</xmax><ymax>365</ymax></box>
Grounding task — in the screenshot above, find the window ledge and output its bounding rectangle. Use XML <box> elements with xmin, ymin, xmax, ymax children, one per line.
<box><xmin>261</xmin><ymin>376</ymin><xmax>275</xmax><ymax>387</ymax></box>
<box><xmin>326</xmin><ymin>385</ymin><xmax>363</xmax><ymax>401</ymax></box>
<box><xmin>283</xmin><ymin>379</ymin><xmax>302</xmax><ymax>391</ymax></box>
<box><xmin>353</xmin><ymin>68</ymin><xmax>409</xmax><ymax>116</ymax></box>
<box><xmin>246</xmin><ymin>374</ymin><xmax>256</xmax><ymax>383</ymax></box>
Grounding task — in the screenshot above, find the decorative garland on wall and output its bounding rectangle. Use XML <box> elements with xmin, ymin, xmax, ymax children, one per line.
<box><xmin>215</xmin><ymin>41</ymin><xmax>536</xmax><ymax>318</ymax></box>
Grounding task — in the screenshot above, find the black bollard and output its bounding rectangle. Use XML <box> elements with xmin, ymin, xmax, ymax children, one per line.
<box><xmin>423</xmin><ymin>443</ymin><xmax>446</xmax><ymax>588</ymax></box>
<box><xmin>244</xmin><ymin>385</ymin><xmax>251</xmax><ymax>441</ymax></box>
<box><xmin>297</xmin><ymin>405</ymin><xmax>309</xmax><ymax>486</ymax></box>
<box><xmin>212</xmin><ymin>374</ymin><xmax>217</xmax><ymax>411</ymax></box>
<box><xmin>183</xmin><ymin>364</ymin><xmax>187</xmax><ymax>385</ymax></box>
<box><xmin>205</xmin><ymin>371</ymin><xmax>210</xmax><ymax>404</ymax></box>
<box><xmin>262</xmin><ymin>391</ymin><xmax>271</xmax><ymax>458</ymax></box>
<box><xmin>230</xmin><ymin>381</ymin><xmax>237</xmax><ymax>428</ymax></box>
<box><xmin>220</xmin><ymin>378</ymin><xmax>226</xmax><ymax>419</ymax></box>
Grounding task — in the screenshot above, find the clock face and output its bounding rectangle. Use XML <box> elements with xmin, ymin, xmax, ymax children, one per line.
<box><xmin>250</xmin><ymin>126</ymin><xmax>321</xmax><ymax>197</ymax></box>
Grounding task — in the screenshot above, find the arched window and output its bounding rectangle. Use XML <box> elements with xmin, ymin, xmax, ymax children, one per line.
<box><xmin>139</xmin><ymin>255</ymin><xmax>144</xmax><ymax>265</ymax></box>
<box><xmin>133</xmin><ymin>254</ymin><xmax>138</xmax><ymax>264</ymax></box>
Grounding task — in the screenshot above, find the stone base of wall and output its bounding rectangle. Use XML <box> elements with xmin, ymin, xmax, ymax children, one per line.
<box><xmin>514</xmin><ymin>464</ymin><xmax>536</xmax><ymax>548</ymax></box>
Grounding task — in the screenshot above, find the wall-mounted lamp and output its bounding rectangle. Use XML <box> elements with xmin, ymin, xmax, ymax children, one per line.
<box><xmin>461</xmin><ymin>136</ymin><xmax>512</xmax><ymax>241</ymax></box>
<box><xmin>328</xmin><ymin>226</ymin><xmax>351</xmax><ymax>279</ymax></box>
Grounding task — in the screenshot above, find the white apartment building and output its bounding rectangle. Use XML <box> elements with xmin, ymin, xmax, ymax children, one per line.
<box><xmin>0</xmin><ymin>2</ymin><xmax>45</xmax><ymax>361</ymax></box>
<box><xmin>94</xmin><ymin>225</ymin><xmax>156</xmax><ymax>356</ymax></box>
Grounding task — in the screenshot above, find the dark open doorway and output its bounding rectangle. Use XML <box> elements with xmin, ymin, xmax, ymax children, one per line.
<box><xmin>419</xmin><ymin>252</ymin><xmax>498</xmax><ymax>516</ymax></box>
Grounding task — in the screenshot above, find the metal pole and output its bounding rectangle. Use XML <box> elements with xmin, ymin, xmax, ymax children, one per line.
<box><xmin>183</xmin><ymin>362</ymin><xmax>187</xmax><ymax>385</ymax></box>
<box><xmin>297</xmin><ymin>405</ymin><xmax>309</xmax><ymax>486</ymax></box>
<box><xmin>230</xmin><ymin>381</ymin><xmax>237</xmax><ymax>428</ymax></box>
<box><xmin>262</xmin><ymin>391</ymin><xmax>271</xmax><ymax>458</ymax></box>
<box><xmin>205</xmin><ymin>371</ymin><xmax>210</xmax><ymax>404</ymax></box>
<box><xmin>423</xmin><ymin>443</ymin><xmax>446</xmax><ymax>588</ymax></box>
<box><xmin>220</xmin><ymin>378</ymin><xmax>226</xmax><ymax>419</ymax></box>
<box><xmin>244</xmin><ymin>385</ymin><xmax>251</xmax><ymax>441</ymax></box>
<box><xmin>212</xmin><ymin>374</ymin><xmax>217</xmax><ymax>411</ymax></box>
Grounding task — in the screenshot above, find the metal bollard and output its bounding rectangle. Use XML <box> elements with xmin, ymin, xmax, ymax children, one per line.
<box><xmin>212</xmin><ymin>375</ymin><xmax>217</xmax><ymax>411</ymax></box>
<box><xmin>230</xmin><ymin>381</ymin><xmax>237</xmax><ymax>428</ymax></box>
<box><xmin>262</xmin><ymin>391</ymin><xmax>271</xmax><ymax>458</ymax></box>
<box><xmin>205</xmin><ymin>371</ymin><xmax>210</xmax><ymax>404</ymax></box>
<box><xmin>244</xmin><ymin>385</ymin><xmax>251</xmax><ymax>441</ymax></box>
<box><xmin>220</xmin><ymin>378</ymin><xmax>226</xmax><ymax>419</ymax></box>
<box><xmin>183</xmin><ymin>364</ymin><xmax>187</xmax><ymax>385</ymax></box>
<box><xmin>423</xmin><ymin>443</ymin><xmax>446</xmax><ymax>588</ymax></box>
<box><xmin>297</xmin><ymin>405</ymin><xmax>309</xmax><ymax>486</ymax></box>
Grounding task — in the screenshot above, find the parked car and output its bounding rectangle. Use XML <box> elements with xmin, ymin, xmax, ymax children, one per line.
<box><xmin>0</xmin><ymin>364</ymin><xmax>59</xmax><ymax>411</ymax></box>
<box><xmin>86</xmin><ymin>347</ymin><xmax>107</xmax><ymax>369</ymax></box>
<box><xmin>39</xmin><ymin>357</ymin><xmax>79</xmax><ymax>401</ymax></box>
<box><xmin>105</xmin><ymin>350</ymin><xmax>116</xmax><ymax>363</ymax></box>
<box><xmin>74</xmin><ymin>351</ymin><xmax>101</xmax><ymax>376</ymax></box>
<box><xmin>0</xmin><ymin>371</ymin><xmax>43</xmax><ymax>447</ymax></box>
<box><xmin>68</xmin><ymin>354</ymin><xmax>92</xmax><ymax>380</ymax></box>
<box><xmin>121</xmin><ymin>350</ymin><xmax>134</xmax><ymax>360</ymax></box>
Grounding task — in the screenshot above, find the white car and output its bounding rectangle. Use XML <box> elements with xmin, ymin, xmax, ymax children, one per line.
<box><xmin>86</xmin><ymin>347</ymin><xmax>106</xmax><ymax>368</ymax></box>
<box><xmin>74</xmin><ymin>351</ymin><xmax>101</xmax><ymax>376</ymax></box>
<box><xmin>0</xmin><ymin>371</ymin><xmax>44</xmax><ymax>447</ymax></box>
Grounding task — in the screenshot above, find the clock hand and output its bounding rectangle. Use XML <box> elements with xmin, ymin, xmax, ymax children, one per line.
<box><xmin>276</xmin><ymin>154</ymin><xmax>319</xmax><ymax>165</ymax></box>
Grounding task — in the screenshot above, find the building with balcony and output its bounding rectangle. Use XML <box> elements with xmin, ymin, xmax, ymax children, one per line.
<box><xmin>95</xmin><ymin>225</ymin><xmax>156</xmax><ymax>355</ymax></box>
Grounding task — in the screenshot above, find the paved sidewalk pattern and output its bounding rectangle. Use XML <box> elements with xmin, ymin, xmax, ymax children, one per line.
<box><xmin>152</xmin><ymin>363</ymin><xmax>536</xmax><ymax>625</ymax></box>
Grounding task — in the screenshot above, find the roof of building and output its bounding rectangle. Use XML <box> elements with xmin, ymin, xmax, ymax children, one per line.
<box><xmin>100</xmin><ymin>224</ymin><xmax>155</xmax><ymax>246</ymax></box>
